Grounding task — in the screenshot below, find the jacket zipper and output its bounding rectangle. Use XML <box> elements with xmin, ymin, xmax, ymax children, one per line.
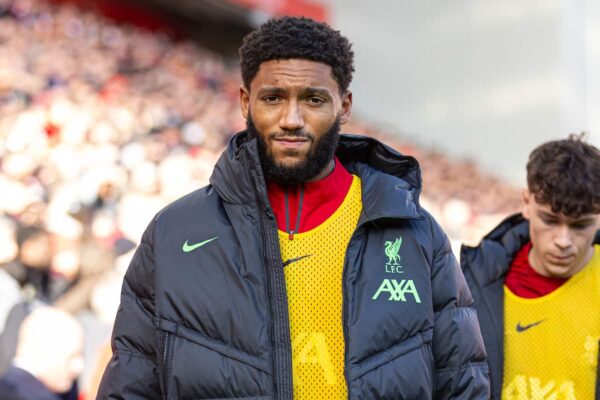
<box><xmin>245</xmin><ymin>151</ymin><xmax>292</xmax><ymax>400</ymax></box>
<box><xmin>261</xmin><ymin>208</ymin><xmax>281</xmax><ymax>400</ymax></box>
<box><xmin>428</xmin><ymin>343</ymin><xmax>437</xmax><ymax>396</ymax></box>
<box><xmin>162</xmin><ymin>332</ymin><xmax>171</xmax><ymax>399</ymax></box>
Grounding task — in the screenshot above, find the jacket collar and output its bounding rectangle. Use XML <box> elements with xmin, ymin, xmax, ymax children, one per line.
<box><xmin>336</xmin><ymin>134</ymin><xmax>422</xmax><ymax>221</ymax></box>
<box><xmin>210</xmin><ymin>132</ymin><xmax>262</xmax><ymax>206</ymax></box>
<box><xmin>461</xmin><ymin>213</ymin><xmax>530</xmax><ymax>288</ymax></box>
<box><xmin>210</xmin><ymin>131</ymin><xmax>423</xmax><ymax>220</ymax></box>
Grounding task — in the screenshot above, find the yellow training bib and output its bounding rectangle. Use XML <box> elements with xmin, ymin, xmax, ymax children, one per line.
<box><xmin>279</xmin><ymin>175</ymin><xmax>362</xmax><ymax>400</ymax></box>
<box><xmin>503</xmin><ymin>245</ymin><xmax>600</xmax><ymax>400</ymax></box>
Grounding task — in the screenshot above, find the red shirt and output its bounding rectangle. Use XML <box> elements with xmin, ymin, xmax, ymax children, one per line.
<box><xmin>267</xmin><ymin>158</ymin><xmax>353</xmax><ymax>238</ymax></box>
<box><xmin>505</xmin><ymin>242</ymin><xmax>568</xmax><ymax>298</ymax></box>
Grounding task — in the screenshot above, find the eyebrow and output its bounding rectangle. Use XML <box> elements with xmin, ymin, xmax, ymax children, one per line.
<box><xmin>538</xmin><ymin>210</ymin><xmax>596</xmax><ymax>224</ymax></box>
<box><xmin>301</xmin><ymin>87</ymin><xmax>334</xmax><ymax>98</ymax></box>
<box><xmin>570</xmin><ymin>217</ymin><xmax>597</xmax><ymax>225</ymax></box>
<box><xmin>256</xmin><ymin>86</ymin><xmax>334</xmax><ymax>99</ymax></box>
<box><xmin>256</xmin><ymin>86</ymin><xmax>286</xmax><ymax>96</ymax></box>
<box><xmin>538</xmin><ymin>211</ymin><xmax>557</xmax><ymax>219</ymax></box>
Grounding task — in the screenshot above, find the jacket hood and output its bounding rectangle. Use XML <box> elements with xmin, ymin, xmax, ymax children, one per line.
<box><xmin>210</xmin><ymin>131</ymin><xmax>423</xmax><ymax>220</ymax></box>
<box><xmin>336</xmin><ymin>134</ymin><xmax>422</xmax><ymax>221</ymax></box>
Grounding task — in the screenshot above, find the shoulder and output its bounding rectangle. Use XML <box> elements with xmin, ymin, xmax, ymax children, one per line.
<box><xmin>154</xmin><ymin>185</ymin><xmax>225</xmax><ymax>230</ymax></box>
<box><xmin>158</xmin><ymin>185</ymin><xmax>220</xmax><ymax>217</ymax></box>
<box><xmin>460</xmin><ymin>214</ymin><xmax>529</xmax><ymax>285</ymax></box>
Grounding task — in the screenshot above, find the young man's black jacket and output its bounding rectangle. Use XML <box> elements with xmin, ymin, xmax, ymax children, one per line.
<box><xmin>98</xmin><ymin>132</ymin><xmax>490</xmax><ymax>399</ymax></box>
<box><xmin>461</xmin><ymin>213</ymin><xmax>600</xmax><ymax>400</ymax></box>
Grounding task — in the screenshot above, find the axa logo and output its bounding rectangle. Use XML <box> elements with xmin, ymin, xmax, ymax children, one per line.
<box><xmin>372</xmin><ymin>279</ymin><xmax>421</xmax><ymax>303</ymax></box>
<box><xmin>503</xmin><ymin>375</ymin><xmax>575</xmax><ymax>399</ymax></box>
<box><xmin>384</xmin><ymin>237</ymin><xmax>404</xmax><ymax>274</ymax></box>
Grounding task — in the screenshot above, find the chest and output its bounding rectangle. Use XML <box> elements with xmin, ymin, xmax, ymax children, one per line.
<box><xmin>503</xmin><ymin>265</ymin><xmax>600</xmax><ymax>399</ymax></box>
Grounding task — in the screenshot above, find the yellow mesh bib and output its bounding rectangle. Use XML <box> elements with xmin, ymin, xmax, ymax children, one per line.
<box><xmin>503</xmin><ymin>245</ymin><xmax>600</xmax><ymax>400</ymax></box>
<box><xmin>279</xmin><ymin>175</ymin><xmax>362</xmax><ymax>400</ymax></box>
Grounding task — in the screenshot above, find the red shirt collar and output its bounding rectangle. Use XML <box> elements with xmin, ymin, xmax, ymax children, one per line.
<box><xmin>505</xmin><ymin>242</ymin><xmax>568</xmax><ymax>298</ymax></box>
<box><xmin>267</xmin><ymin>157</ymin><xmax>354</xmax><ymax>236</ymax></box>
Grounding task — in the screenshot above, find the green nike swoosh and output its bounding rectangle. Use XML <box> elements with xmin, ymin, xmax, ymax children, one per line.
<box><xmin>182</xmin><ymin>236</ymin><xmax>218</xmax><ymax>253</ymax></box>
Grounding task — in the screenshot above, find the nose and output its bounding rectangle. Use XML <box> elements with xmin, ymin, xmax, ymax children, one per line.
<box><xmin>279</xmin><ymin>100</ymin><xmax>304</xmax><ymax>131</ymax></box>
<box><xmin>553</xmin><ymin>225</ymin><xmax>573</xmax><ymax>250</ymax></box>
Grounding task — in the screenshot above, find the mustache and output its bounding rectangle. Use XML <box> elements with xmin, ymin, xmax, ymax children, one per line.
<box><xmin>268</xmin><ymin>130</ymin><xmax>314</xmax><ymax>140</ymax></box>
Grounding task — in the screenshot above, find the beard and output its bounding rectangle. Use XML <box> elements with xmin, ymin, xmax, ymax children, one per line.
<box><xmin>247</xmin><ymin>114</ymin><xmax>341</xmax><ymax>186</ymax></box>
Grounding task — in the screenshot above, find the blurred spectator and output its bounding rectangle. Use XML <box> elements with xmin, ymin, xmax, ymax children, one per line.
<box><xmin>0</xmin><ymin>306</ymin><xmax>83</xmax><ymax>400</ymax></box>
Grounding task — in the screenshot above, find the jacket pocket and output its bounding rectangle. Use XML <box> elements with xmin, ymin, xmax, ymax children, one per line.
<box><xmin>347</xmin><ymin>331</ymin><xmax>434</xmax><ymax>399</ymax></box>
<box><xmin>157</xmin><ymin>318</ymin><xmax>272</xmax><ymax>399</ymax></box>
<box><xmin>348</xmin><ymin>328</ymin><xmax>433</xmax><ymax>381</ymax></box>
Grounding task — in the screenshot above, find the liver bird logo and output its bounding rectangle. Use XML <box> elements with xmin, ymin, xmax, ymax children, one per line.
<box><xmin>385</xmin><ymin>237</ymin><xmax>402</xmax><ymax>265</ymax></box>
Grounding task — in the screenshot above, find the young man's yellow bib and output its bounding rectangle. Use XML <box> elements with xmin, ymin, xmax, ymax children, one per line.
<box><xmin>503</xmin><ymin>245</ymin><xmax>600</xmax><ymax>400</ymax></box>
<box><xmin>279</xmin><ymin>175</ymin><xmax>362</xmax><ymax>400</ymax></box>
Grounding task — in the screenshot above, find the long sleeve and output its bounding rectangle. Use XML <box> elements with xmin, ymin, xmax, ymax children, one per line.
<box><xmin>97</xmin><ymin>219</ymin><xmax>162</xmax><ymax>399</ymax></box>
<box><xmin>428</xmin><ymin>215</ymin><xmax>491</xmax><ymax>399</ymax></box>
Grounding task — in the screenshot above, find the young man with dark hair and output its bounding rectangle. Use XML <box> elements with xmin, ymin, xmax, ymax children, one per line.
<box><xmin>98</xmin><ymin>16</ymin><xmax>489</xmax><ymax>399</ymax></box>
<box><xmin>462</xmin><ymin>134</ymin><xmax>600</xmax><ymax>399</ymax></box>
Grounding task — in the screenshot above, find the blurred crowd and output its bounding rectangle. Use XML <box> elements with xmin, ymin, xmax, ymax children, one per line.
<box><xmin>348</xmin><ymin>121</ymin><xmax>522</xmax><ymax>243</ymax></box>
<box><xmin>0</xmin><ymin>0</ymin><xmax>521</xmax><ymax>398</ymax></box>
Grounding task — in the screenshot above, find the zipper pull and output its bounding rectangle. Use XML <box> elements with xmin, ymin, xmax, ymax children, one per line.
<box><xmin>288</xmin><ymin>230</ymin><xmax>294</xmax><ymax>240</ymax></box>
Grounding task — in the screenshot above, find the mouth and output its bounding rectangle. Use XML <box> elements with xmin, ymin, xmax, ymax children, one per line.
<box><xmin>548</xmin><ymin>253</ymin><xmax>575</xmax><ymax>265</ymax></box>
<box><xmin>272</xmin><ymin>137</ymin><xmax>310</xmax><ymax>149</ymax></box>
<box><xmin>273</xmin><ymin>136</ymin><xmax>309</xmax><ymax>142</ymax></box>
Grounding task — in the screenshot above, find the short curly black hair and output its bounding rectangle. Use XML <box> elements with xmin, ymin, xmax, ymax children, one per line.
<box><xmin>239</xmin><ymin>16</ymin><xmax>354</xmax><ymax>93</ymax></box>
<box><xmin>527</xmin><ymin>133</ymin><xmax>600</xmax><ymax>217</ymax></box>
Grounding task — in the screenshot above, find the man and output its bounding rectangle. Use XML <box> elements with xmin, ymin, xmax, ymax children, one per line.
<box><xmin>98</xmin><ymin>17</ymin><xmax>489</xmax><ymax>399</ymax></box>
<box><xmin>0</xmin><ymin>306</ymin><xmax>83</xmax><ymax>400</ymax></box>
<box><xmin>461</xmin><ymin>135</ymin><xmax>600</xmax><ymax>399</ymax></box>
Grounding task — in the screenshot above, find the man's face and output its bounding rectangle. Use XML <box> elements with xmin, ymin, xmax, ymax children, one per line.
<box><xmin>240</xmin><ymin>59</ymin><xmax>352</xmax><ymax>185</ymax></box>
<box><xmin>523</xmin><ymin>190</ymin><xmax>600</xmax><ymax>278</ymax></box>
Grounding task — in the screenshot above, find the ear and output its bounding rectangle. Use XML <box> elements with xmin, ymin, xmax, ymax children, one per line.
<box><xmin>339</xmin><ymin>90</ymin><xmax>353</xmax><ymax>125</ymax></box>
<box><xmin>522</xmin><ymin>189</ymin><xmax>531</xmax><ymax>220</ymax></box>
<box><xmin>240</xmin><ymin>86</ymin><xmax>250</xmax><ymax>119</ymax></box>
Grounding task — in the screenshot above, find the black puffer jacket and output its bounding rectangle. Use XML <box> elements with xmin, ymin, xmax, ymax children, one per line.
<box><xmin>98</xmin><ymin>133</ymin><xmax>490</xmax><ymax>399</ymax></box>
<box><xmin>461</xmin><ymin>214</ymin><xmax>600</xmax><ymax>399</ymax></box>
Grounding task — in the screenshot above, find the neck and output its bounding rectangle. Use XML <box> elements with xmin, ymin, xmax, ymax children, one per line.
<box><xmin>305</xmin><ymin>159</ymin><xmax>335</xmax><ymax>183</ymax></box>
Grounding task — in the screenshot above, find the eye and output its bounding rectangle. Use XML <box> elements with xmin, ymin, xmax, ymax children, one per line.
<box><xmin>262</xmin><ymin>95</ymin><xmax>281</xmax><ymax>104</ymax></box>
<box><xmin>572</xmin><ymin>222</ymin><xmax>593</xmax><ymax>230</ymax></box>
<box><xmin>306</xmin><ymin>96</ymin><xmax>326</xmax><ymax>105</ymax></box>
<box><xmin>541</xmin><ymin>218</ymin><xmax>558</xmax><ymax>226</ymax></box>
